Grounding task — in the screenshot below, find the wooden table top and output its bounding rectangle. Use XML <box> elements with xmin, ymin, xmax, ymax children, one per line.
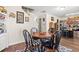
<box><xmin>32</xmin><ymin>32</ymin><xmax>54</xmax><ymax>39</ymax></box>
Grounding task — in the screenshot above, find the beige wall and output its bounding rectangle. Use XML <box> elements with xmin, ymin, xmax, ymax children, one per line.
<box><xmin>5</xmin><ymin>6</ymin><xmax>38</xmax><ymax>46</ymax></box>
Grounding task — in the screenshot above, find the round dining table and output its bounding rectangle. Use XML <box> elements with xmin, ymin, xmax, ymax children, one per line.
<box><xmin>32</xmin><ymin>32</ymin><xmax>54</xmax><ymax>39</ymax></box>
<box><xmin>32</xmin><ymin>32</ymin><xmax>54</xmax><ymax>51</ymax></box>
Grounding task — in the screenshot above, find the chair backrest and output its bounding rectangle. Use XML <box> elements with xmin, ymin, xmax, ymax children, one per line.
<box><xmin>48</xmin><ymin>28</ymin><xmax>54</xmax><ymax>33</ymax></box>
<box><xmin>54</xmin><ymin>30</ymin><xmax>62</xmax><ymax>49</ymax></box>
<box><xmin>31</xmin><ymin>27</ymin><xmax>38</xmax><ymax>34</ymax></box>
<box><xmin>23</xmin><ymin>29</ymin><xmax>32</xmax><ymax>48</ymax></box>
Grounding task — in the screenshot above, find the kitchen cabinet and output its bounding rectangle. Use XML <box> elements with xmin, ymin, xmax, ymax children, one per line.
<box><xmin>74</xmin><ymin>31</ymin><xmax>79</xmax><ymax>38</ymax></box>
<box><xmin>0</xmin><ymin>33</ymin><xmax>8</xmax><ymax>51</ymax></box>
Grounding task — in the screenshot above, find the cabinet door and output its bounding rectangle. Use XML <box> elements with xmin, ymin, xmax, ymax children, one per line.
<box><xmin>0</xmin><ymin>34</ymin><xmax>7</xmax><ymax>51</ymax></box>
<box><xmin>77</xmin><ymin>31</ymin><xmax>79</xmax><ymax>38</ymax></box>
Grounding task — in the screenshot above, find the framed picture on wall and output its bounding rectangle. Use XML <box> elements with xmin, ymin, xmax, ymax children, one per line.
<box><xmin>16</xmin><ymin>11</ymin><xmax>24</xmax><ymax>23</ymax></box>
<box><xmin>43</xmin><ymin>18</ymin><xmax>45</xmax><ymax>22</ymax></box>
<box><xmin>57</xmin><ymin>19</ymin><xmax>59</xmax><ymax>23</ymax></box>
<box><xmin>25</xmin><ymin>17</ymin><xmax>29</xmax><ymax>22</ymax></box>
<box><xmin>51</xmin><ymin>17</ymin><xmax>54</xmax><ymax>21</ymax></box>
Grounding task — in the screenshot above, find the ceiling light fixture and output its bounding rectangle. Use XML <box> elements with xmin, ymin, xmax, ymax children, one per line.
<box><xmin>56</xmin><ymin>6</ymin><xmax>65</xmax><ymax>11</ymax></box>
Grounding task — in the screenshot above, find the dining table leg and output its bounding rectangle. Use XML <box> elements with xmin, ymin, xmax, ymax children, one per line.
<box><xmin>38</xmin><ymin>39</ymin><xmax>44</xmax><ymax>52</ymax></box>
<box><xmin>40</xmin><ymin>39</ymin><xmax>47</xmax><ymax>52</ymax></box>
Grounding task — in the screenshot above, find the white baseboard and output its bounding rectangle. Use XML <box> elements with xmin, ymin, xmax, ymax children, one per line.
<box><xmin>0</xmin><ymin>41</ymin><xmax>25</xmax><ymax>51</ymax></box>
<box><xmin>9</xmin><ymin>41</ymin><xmax>25</xmax><ymax>46</ymax></box>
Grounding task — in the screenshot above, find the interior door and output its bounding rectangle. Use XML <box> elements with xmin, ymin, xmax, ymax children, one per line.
<box><xmin>38</xmin><ymin>17</ymin><xmax>46</xmax><ymax>32</ymax></box>
<box><xmin>39</xmin><ymin>18</ymin><xmax>41</xmax><ymax>32</ymax></box>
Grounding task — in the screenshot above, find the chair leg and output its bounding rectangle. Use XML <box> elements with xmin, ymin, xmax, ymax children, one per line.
<box><xmin>56</xmin><ymin>48</ymin><xmax>59</xmax><ymax>52</ymax></box>
<box><xmin>54</xmin><ymin>48</ymin><xmax>59</xmax><ymax>52</ymax></box>
<box><xmin>24</xmin><ymin>48</ymin><xmax>27</xmax><ymax>52</ymax></box>
<box><xmin>24</xmin><ymin>47</ymin><xmax>31</xmax><ymax>52</ymax></box>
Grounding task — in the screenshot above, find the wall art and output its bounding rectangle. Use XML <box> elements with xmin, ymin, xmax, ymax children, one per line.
<box><xmin>16</xmin><ymin>11</ymin><xmax>24</xmax><ymax>23</ymax></box>
<box><xmin>9</xmin><ymin>12</ymin><xmax>15</xmax><ymax>18</ymax></box>
<box><xmin>25</xmin><ymin>17</ymin><xmax>29</xmax><ymax>22</ymax></box>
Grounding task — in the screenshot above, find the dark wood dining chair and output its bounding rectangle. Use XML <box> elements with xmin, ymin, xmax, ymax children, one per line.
<box><xmin>30</xmin><ymin>27</ymin><xmax>40</xmax><ymax>50</ymax></box>
<box><xmin>48</xmin><ymin>28</ymin><xmax>54</xmax><ymax>33</ymax></box>
<box><xmin>54</xmin><ymin>30</ymin><xmax>62</xmax><ymax>52</ymax></box>
<box><xmin>30</xmin><ymin>27</ymin><xmax>38</xmax><ymax>35</ymax></box>
<box><xmin>23</xmin><ymin>29</ymin><xmax>33</xmax><ymax>52</ymax></box>
<box><xmin>23</xmin><ymin>29</ymin><xmax>40</xmax><ymax>52</ymax></box>
<box><xmin>40</xmin><ymin>28</ymin><xmax>55</xmax><ymax>52</ymax></box>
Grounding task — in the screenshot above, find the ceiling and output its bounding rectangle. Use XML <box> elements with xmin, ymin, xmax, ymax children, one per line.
<box><xmin>26</xmin><ymin>6</ymin><xmax>79</xmax><ymax>17</ymax></box>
